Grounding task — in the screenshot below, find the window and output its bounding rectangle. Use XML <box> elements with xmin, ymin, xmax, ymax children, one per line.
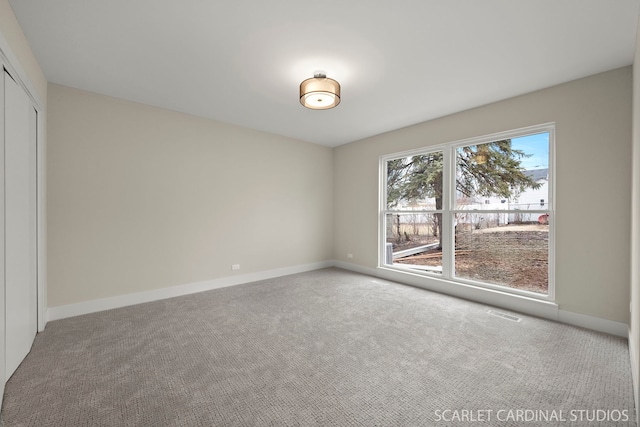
<box><xmin>380</xmin><ymin>124</ymin><xmax>553</xmax><ymax>299</ymax></box>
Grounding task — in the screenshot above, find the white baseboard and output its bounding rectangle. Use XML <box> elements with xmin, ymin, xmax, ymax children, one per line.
<box><xmin>334</xmin><ymin>260</ymin><xmax>628</xmax><ymax>338</ymax></box>
<box><xmin>629</xmin><ymin>328</ymin><xmax>639</xmax><ymax>425</ymax></box>
<box><xmin>557</xmin><ymin>309</ymin><xmax>628</xmax><ymax>337</ymax></box>
<box><xmin>333</xmin><ymin>260</ymin><xmax>378</xmax><ymax>276</ymax></box>
<box><xmin>47</xmin><ymin>259</ymin><xmax>630</xmax><ymax>339</ymax></box>
<box><xmin>47</xmin><ymin>261</ymin><xmax>333</xmax><ymax>321</ymax></box>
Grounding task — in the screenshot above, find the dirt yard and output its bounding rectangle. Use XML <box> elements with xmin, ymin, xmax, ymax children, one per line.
<box><xmin>393</xmin><ymin>224</ymin><xmax>549</xmax><ymax>294</ymax></box>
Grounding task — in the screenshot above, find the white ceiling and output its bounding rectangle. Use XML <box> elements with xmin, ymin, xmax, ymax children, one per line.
<box><xmin>9</xmin><ymin>0</ymin><xmax>640</xmax><ymax>147</ymax></box>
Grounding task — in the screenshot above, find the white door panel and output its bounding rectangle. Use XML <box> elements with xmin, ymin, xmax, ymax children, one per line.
<box><xmin>0</xmin><ymin>68</ymin><xmax>5</xmax><ymax>404</ymax></box>
<box><xmin>4</xmin><ymin>71</ymin><xmax>37</xmax><ymax>379</ymax></box>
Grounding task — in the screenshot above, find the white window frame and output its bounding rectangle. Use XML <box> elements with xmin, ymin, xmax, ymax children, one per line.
<box><xmin>379</xmin><ymin>123</ymin><xmax>555</xmax><ymax>302</ymax></box>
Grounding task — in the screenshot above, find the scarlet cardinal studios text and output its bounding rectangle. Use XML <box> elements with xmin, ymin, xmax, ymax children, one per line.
<box><xmin>433</xmin><ymin>409</ymin><xmax>629</xmax><ymax>423</ymax></box>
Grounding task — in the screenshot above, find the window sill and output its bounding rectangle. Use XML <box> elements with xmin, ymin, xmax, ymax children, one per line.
<box><xmin>376</xmin><ymin>265</ymin><xmax>559</xmax><ymax>320</ymax></box>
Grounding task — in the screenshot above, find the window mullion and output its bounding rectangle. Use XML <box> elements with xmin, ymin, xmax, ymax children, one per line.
<box><xmin>441</xmin><ymin>148</ymin><xmax>454</xmax><ymax>279</ymax></box>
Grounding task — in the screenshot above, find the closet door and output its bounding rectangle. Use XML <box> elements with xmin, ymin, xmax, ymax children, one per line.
<box><xmin>0</xmin><ymin>69</ymin><xmax>5</xmax><ymax>400</ymax></box>
<box><xmin>4</xmin><ymin>70</ymin><xmax>37</xmax><ymax>378</ymax></box>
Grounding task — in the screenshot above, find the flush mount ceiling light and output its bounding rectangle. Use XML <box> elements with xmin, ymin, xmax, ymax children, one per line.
<box><xmin>299</xmin><ymin>73</ymin><xmax>341</xmax><ymax>110</ymax></box>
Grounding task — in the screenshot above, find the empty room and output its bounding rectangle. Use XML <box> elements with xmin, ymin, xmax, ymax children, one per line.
<box><xmin>1</xmin><ymin>0</ymin><xmax>640</xmax><ymax>425</ymax></box>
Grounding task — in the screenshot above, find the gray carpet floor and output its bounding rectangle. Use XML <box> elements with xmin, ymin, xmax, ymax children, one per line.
<box><xmin>0</xmin><ymin>268</ymin><xmax>636</xmax><ymax>426</ymax></box>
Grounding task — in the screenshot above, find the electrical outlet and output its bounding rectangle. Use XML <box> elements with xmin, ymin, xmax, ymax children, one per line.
<box><xmin>347</xmin><ymin>253</ymin><xmax>353</xmax><ymax>259</ymax></box>
<box><xmin>232</xmin><ymin>264</ymin><xmax>240</xmax><ymax>271</ymax></box>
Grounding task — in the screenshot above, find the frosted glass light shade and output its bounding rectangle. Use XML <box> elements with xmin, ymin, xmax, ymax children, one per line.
<box><xmin>299</xmin><ymin>75</ymin><xmax>341</xmax><ymax>109</ymax></box>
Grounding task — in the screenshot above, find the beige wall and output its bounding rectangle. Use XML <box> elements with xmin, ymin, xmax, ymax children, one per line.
<box><xmin>630</xmin><ymin>16</ymin><xmax>640</xmax><ymax>420</ymax></box>
<box><xmin>0</xmin><ymin>0</ymin><xmax>46</xmax><ymax>104</ymax></box>
<box><xmin>334</xmin><ymin>67</ymin><xmax>632</xmax><ymax>323</ymax></box>
<box><xmin>47</xmin><ymin>84</ymin><xmax>333</xmax><ymax>307</ymax></box>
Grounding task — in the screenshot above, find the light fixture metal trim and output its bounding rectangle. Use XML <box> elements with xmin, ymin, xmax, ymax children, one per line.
<box><xmin>300</xmin><ymin>73</ymin><xmax>341</xmax><ymax>110</ymax></box>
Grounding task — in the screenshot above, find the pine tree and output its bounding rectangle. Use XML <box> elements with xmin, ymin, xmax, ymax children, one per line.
<box><xmin>387</xmin><ymin>139</ymin><xmax>541</xmax><ymax>249</ymax></box>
